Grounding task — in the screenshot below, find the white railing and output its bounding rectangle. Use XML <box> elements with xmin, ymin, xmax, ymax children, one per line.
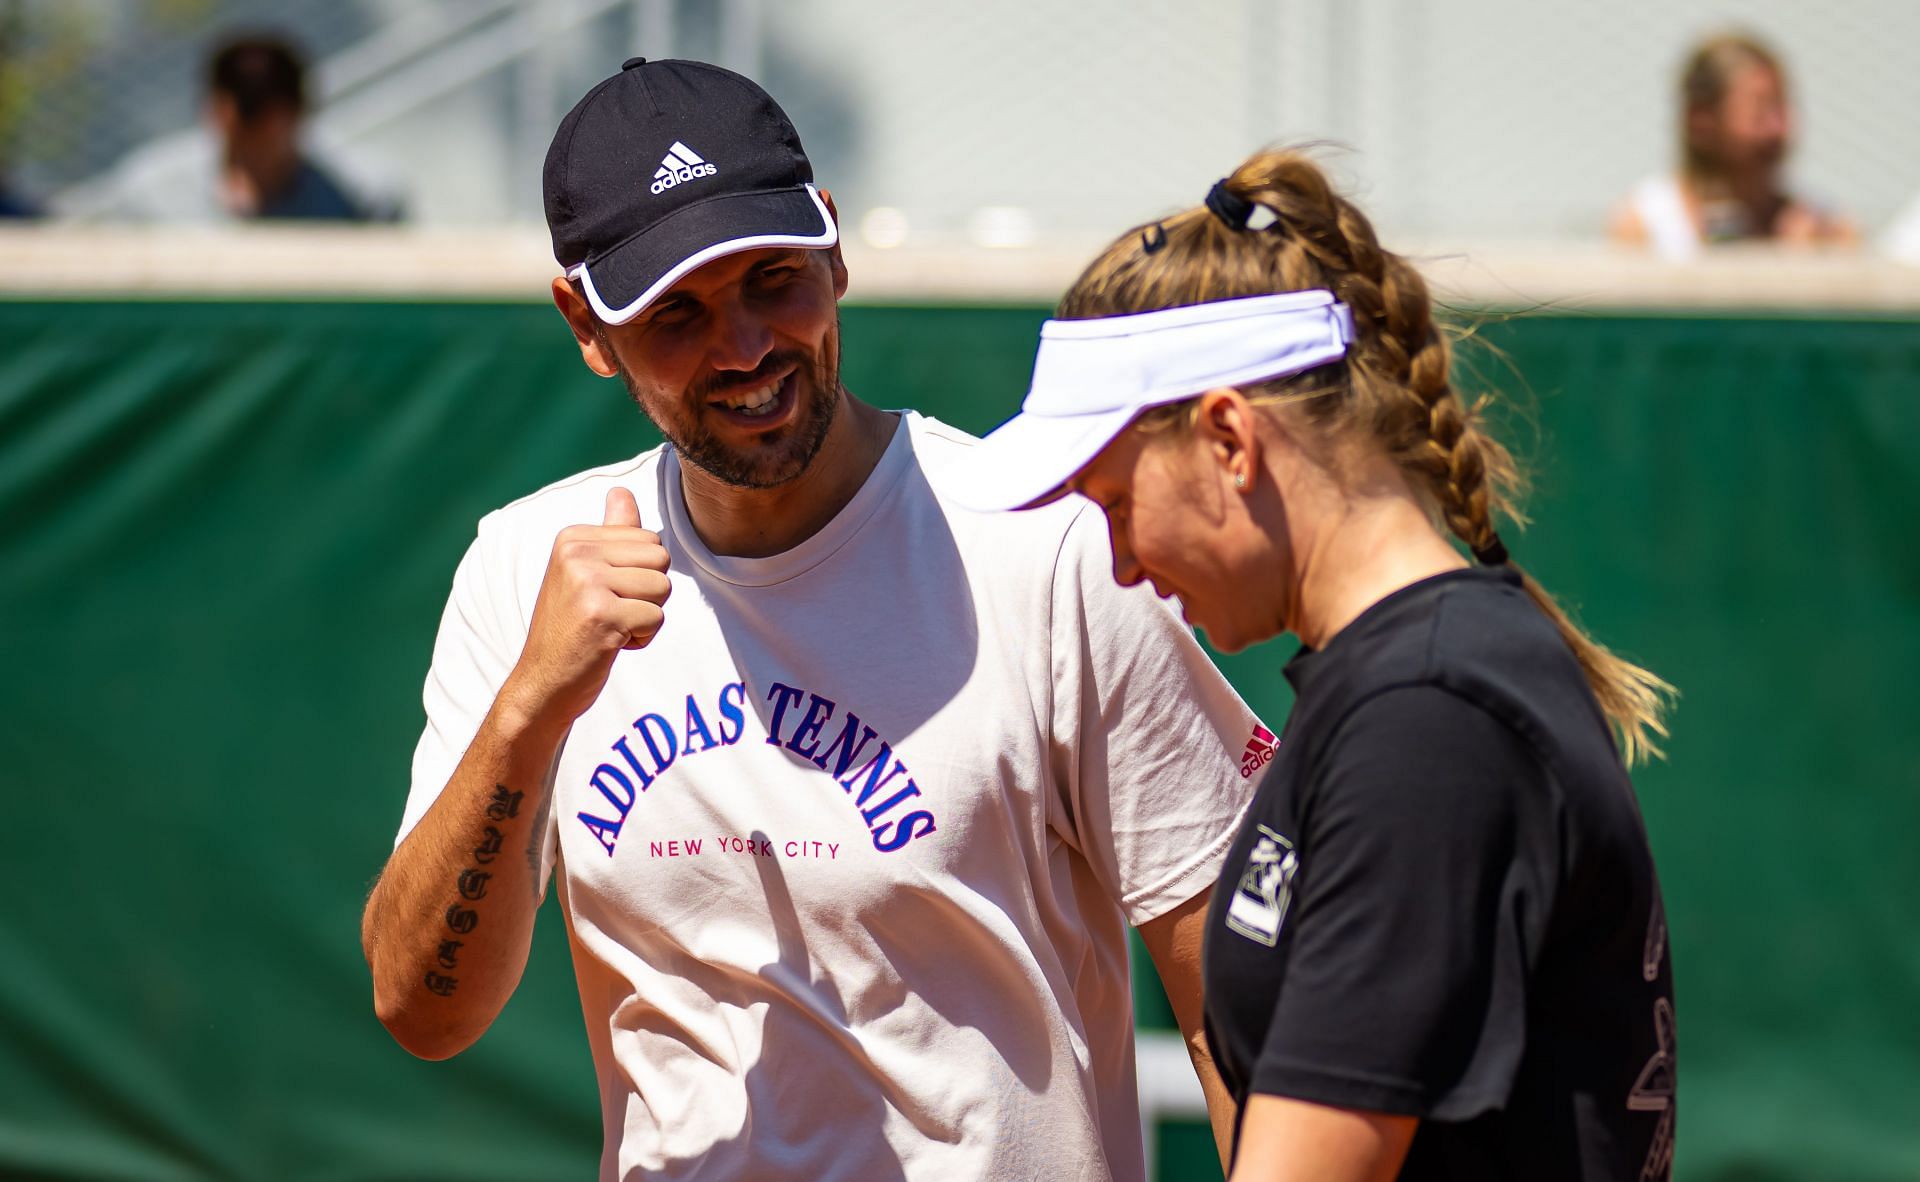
<box><xmin>5</xmin><ymin>225</ymin><xmax>1919</xmax><ymax>312</ymax></box>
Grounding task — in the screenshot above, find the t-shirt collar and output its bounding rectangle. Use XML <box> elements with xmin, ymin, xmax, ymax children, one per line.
<box><xmin>660</xmin><ymin>412</ymin><xmax>914</xmax><ymax>587</ymax></box>
<box><xmin>1284</xmin><ymin>565</ymin><xmax>1521</xmax><ymax>696</ymax></box>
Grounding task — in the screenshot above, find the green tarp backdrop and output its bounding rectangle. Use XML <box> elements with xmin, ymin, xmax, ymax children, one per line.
<box><xmin>1</xmin><ymin>298</ymin><xmax>1916</xmax><ymax>1181</ymax></box>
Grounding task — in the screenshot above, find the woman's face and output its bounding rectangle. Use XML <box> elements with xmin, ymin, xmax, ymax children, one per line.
<box><xmin>1070</xmin><ymin>411</ymin><xmax>1287</xmax><ymax>653</ymax></box>
<box><xmin>1700</xmin><ymin>62</ymin><xmax>1791</xmax><ymax>173</ymax></box>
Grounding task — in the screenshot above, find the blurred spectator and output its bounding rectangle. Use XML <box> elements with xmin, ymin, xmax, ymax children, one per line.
<box><xmin>204</xmin><ymin>36</ymin><xmax>372</xmax><ymax>220</ymax></box>
<box><xmin>56</xmin><ymin>33</ymin><xmax>401</xmax><ymax>223</ymax></box>
<box><xmin>1611</xmin><ymin>33</ymin><xmax>1854</xmax><ymax>257</ymax></box>
<box><xmin>0</xmin><ymin>178</ymin><xmax>36</xmax><ymax>218</ymax></box>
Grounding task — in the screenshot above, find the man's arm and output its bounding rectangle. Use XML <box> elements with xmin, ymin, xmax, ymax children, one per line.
<box><xmin>362</xmin><ymin>487</ymin><xmax>668</xmax><ymax>1059</ymax></box>
<box><xmin>1139</xmin><ymin>887</ymin><xmax>1237</xmax><ymax>1169</ymax></box>
<box><xmin>362</xmin><ymin>701</ymin><xmax>566</xmax><ymax>1059</ymax></box>
<box><xmin>1228</xmin><ymin>1095</ymin><xmax>1415</xmax><ymax>1182</ymax></box>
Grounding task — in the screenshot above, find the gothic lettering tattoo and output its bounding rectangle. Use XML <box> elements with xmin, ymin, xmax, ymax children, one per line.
<box><xmin>486</xmin><ymin>785</ymin><xmax>523</xmax><ymax>822</ymax></box>
<box><xmin>473</xmin><ymin>825</ymin><xmax>504</xmax><ymax>865</ymax></box>
<box><xmin>428</xmin><ymin>786</ymin><xmax>525</xmax><ymax>1001</ymax></box>
<box><xmin>457</xmin><ymin>869</ymin><xmax>491</xmax><ymax>900</ymax></box>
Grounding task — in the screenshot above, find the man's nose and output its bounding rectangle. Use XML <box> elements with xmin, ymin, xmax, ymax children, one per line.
<box><xmin>707</xmin><ymin>304</ymin><xmax>775</xmax><ymax>373</ymax></box>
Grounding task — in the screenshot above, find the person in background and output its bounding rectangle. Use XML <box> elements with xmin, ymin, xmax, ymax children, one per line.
<box><xmin>202</xmin><ymin>35</ymin><xmax>384</xmax><ymax>221</ymax></box>
<box><xmin>1611</xmin><ymin>32</ymin><xmax>1853</xmax><ymax>257</ymax></box>
<box><xmin>57</xmin><ymin>33</ymin><xmax>399</xmax><ymax>223</ymax></box>
<box><xmin>0</xmin><ymin>178</ymin><xmax>36</xmax><ymax>218</ymax></box>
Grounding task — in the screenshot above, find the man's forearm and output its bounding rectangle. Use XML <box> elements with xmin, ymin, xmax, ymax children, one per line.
<box><xmin>363</xmin><ymin>698</ymin><xmax>564</xmax><ymax>1059</ymax></box>
<box><xmin>1186</xmin><ymin>1024</ymin><xmax>1239</xmax><ymax>1168</ymax></box>
<box><xmin>1139</xmin><ymin>888</ymin><xmax>1239</xmax><ymax>1169</ymax></box>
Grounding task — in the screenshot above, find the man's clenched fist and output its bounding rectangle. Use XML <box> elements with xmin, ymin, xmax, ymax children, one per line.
<box><xmin>501</xmin><ymin>487</ymin><xmax>671</xmax><ymax>732</ymax></box>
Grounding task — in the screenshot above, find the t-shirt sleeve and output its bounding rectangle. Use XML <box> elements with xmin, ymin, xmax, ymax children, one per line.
<box><xmin>1048</xmin><ymin>505</ymin><xmax>1262</xmax><ymax>926</ymax></box>
<box><xmin>1250</xmin><ymin>685</ymin><xmax>1553</xmax><ymax>1119</ymax></box>
<box><xmin>395</xmin><ymin>521</ymin><xmax>558</xmax><ymax>894</ymax></box>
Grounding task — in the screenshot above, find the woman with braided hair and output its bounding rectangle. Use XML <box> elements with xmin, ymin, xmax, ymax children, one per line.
<box><xmin>958</xmin><ymin>150</ymin><xmax>1678</xmax><ymax>1181</ymax></box>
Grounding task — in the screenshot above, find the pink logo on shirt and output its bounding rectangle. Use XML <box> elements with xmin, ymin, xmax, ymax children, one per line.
<box><xmin>1240</xmin><ymin>724</ymin><xmax>1279</xmax><ymax>779</ymax></box>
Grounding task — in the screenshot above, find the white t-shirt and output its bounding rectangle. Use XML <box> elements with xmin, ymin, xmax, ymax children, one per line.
<box><xmin>399</xmin><ymin>412</ymin><xmax>1262</xmax><ymax>1181</ymax></box>
<box><xmin>1626</xmin><ymin>175</ymin><xmax>1701</xmax><ymax>260</ymax></box>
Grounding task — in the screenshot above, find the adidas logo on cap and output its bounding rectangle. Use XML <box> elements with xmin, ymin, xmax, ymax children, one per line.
<box><xmin>651</xmin><ymin>140</ymin><xmax>717</xmax><ymax>194</ymax></box>
<box><xmin>1240</xmin><ymin>724</ymin><xmax>1279</xmax><ymax>778</ymax></box>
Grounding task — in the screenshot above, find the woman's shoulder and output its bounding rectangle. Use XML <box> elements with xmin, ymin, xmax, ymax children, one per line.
<box><xmin>1304</xmin><ymin>569</ymin><xmax>1609</xmax><ymax>769</ymax></box>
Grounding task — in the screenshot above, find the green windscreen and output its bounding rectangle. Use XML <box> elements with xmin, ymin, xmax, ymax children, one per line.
<box><xmin>1</xmin><ymin>299</ymin><xmax>1914</xmax><ymax>1181</ymax></box>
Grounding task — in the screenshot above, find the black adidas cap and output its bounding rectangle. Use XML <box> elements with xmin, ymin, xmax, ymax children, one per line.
<box><xmin>543</xmin><ymin>58</ymin><xmax>836</xmax><ymax>325</ymax></box>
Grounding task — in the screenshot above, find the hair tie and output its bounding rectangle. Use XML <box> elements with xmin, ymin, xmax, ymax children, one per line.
<box><xmin>1472</xmin><ymin>534</ymin><xmax>1510</xmax><ymax>566</ymax></box>
<box><xmin>1204</xmin><ymin>179</ymin><xmax>1254</xmax><ymax>229</ymax></box>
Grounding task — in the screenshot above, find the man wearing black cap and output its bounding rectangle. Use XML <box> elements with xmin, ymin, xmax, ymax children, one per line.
<box><xmin>363</xmin><ymin>59</ymin><xmax>1258</xmax><ymax>1181</ymax></box>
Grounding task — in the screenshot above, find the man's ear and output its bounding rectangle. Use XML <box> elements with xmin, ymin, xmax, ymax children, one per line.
<box><xmin>551</xmin><ymin>275</ymin><xmax>621</xmax><ymax>378</ymax></box>
<box><xmin>819</xmin><ymin>188</ymin><xmax>849</xmax><ymax>299</ymax></box>
<box><xmin>1193</xmin><ymin>387</ymin><xmax>1262</xmax><ymax>491</ymax></box>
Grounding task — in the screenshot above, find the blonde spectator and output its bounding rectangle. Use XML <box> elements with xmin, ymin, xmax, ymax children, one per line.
<box><xmin>1612</xmin><ymin>33</ymin><xmax>1854</xmax><ymax>257</ymax></box>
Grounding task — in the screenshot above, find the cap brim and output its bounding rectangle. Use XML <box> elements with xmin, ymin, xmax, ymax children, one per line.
<box><xmin>949</xmin><ymin>406</ymin><xmax>1142</xmax><ymax>512</ymax></box>
<box><xmin>570</xmin><ymin>183</ymin><xmax>836</xmax><ymax>325</ymax></box>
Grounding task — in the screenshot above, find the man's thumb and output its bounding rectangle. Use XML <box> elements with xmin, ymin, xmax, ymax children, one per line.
<box><xmin>603</xmin><ymin>486</ymin><xmax>642</xmax><ymax>528</ymax></box>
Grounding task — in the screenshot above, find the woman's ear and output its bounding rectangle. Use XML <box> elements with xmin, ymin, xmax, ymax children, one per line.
<box><xmin>1192</xmin><ymin>387</ymin><xmax>1262</xmax><ymax>492</ymax></box>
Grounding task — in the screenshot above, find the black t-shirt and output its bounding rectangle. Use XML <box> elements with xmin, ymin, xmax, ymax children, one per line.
<box><xmin>1203</xmin><ymin>568</ymin><xmax>1675</xmax><ymax>1181</ymax></box>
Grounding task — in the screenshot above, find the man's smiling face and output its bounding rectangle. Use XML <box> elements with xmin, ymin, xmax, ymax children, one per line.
<box><xmin>585</xmin><ymin>243</ymin><xmax>848</xmax><ymax>489</ymax></box>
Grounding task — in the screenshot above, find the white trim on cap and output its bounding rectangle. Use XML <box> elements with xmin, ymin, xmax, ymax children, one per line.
<box><xmin>567</xmin><ymin>183</ymin><xmax>838</xmax><ymax>325</ymax></box>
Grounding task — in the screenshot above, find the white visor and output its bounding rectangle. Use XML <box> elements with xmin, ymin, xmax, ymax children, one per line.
<box><xmin>953</xmin><ymin>291</ymin><xmax>1355</xmax><ymax>511</ymax></box>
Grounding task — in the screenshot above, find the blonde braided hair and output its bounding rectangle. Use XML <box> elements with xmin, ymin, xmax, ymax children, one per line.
<box><xmin>1061</xmin><ymin>149</ymin><xmax>1674</xmax><ymax>764</ymax></box>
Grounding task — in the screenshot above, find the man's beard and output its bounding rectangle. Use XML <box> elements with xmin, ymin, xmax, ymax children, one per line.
<box><xmin>607</xmin><ymin>334</ymin><xmax>842</xmax><ymax>490</ymax></box>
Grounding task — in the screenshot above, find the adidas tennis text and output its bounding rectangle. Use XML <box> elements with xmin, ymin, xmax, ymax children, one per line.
<box><xmin>651</xmin><ymin>141</ymin><xmax>717</xmax><ymax>194</ymax></box>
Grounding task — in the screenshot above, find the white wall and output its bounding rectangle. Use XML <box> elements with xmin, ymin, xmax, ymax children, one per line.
<box><xmin>44</xmin><ymin>0</ymin><xmax>1920</xmax><ymax>245</ymax></box>
<box><xmin>749</xmin><ymin>0</ymin><xmax>1920</xmax><ymax>248</ymax></box>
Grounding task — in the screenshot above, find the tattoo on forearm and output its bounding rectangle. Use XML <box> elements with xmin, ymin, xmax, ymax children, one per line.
<box><xmin>474</xmin><ymin>825</ymin><xmax>503</xmax><ymax>864</ymax></box>
<box><xmin>425</xmin><ymin>785</ymin><xmax>535</xmax><ymax>1000</ymax></box>
<box><xmin>487</xmin><ymin>786</ymin><xmax>523</xmax><ymax>821</ymax></box>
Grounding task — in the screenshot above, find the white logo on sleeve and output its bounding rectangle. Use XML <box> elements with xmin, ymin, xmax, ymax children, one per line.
<box><xmin>651</xmin><ymin>141</ymin><xmax>717</xmax><ymax>194</ymax></box>
<box><xmin>1226</xmin><ymin>826</ymin><xmax>1298</xmax><ymax>946</ymax></box>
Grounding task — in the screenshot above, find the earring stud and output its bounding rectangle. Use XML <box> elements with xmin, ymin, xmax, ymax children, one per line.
<box><xmin>1234</xmin><ymin>472</ymin><xmax>1247</xmax><ymax>490</ymax></box>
